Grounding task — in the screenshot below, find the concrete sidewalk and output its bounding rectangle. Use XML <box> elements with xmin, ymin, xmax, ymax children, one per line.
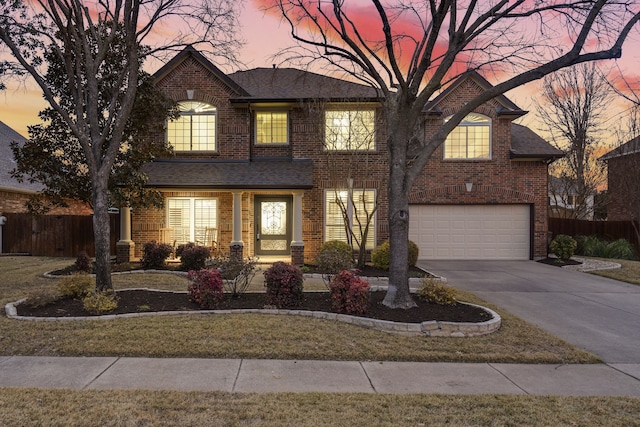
<box><xmin>1</xmin><ymin>356</ymin><xmax>639</xmax><ymax>396</ymax></box>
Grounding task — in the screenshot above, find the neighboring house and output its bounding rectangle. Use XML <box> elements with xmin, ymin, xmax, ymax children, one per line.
<box><xmin>0</xmin><ymin>120</ymin><xmax>92</xmax><ymax>215</ymax></box>
<box><xmin>122</xmin><ymin>46</ymin><xmax>562</xmax><ymax>264</ymax></box>
<box><xmin>548</xmin><ymin>176</ymin><xmax>595</xmax><ymax>220</ymax></box>
<box><xmin>600</xmin><ymin>136</ymin><xmax>640</xmax><ymax>221</ymax></box>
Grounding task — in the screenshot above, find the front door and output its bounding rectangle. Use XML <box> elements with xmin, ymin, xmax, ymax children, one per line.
<box><xmin>255</xmin><ymin>196</ymin><xmax>292</xmax><ymax>256</ymax></box>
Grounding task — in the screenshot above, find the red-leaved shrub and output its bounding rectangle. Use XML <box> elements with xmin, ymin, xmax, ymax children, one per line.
<box><xmin>263</xmin><ymin>262</ymin><xmax>304</xmax><ymax>308</ymax></box>
<box><xmin>329</xmin><ymin>270</ymin><xmax>370</xmax><ymax>315</ymax></box>
<box><xmin>187</xmin><ymin>268</ymin><xmax>223</xmax><ymax>309</ymax></box>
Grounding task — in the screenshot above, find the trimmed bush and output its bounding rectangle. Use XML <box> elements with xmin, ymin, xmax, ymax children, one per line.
<box><xmin>371</xmin><ymin>241</ymin><xmax>391</xmax><ymax>270</ymax></box>
<box><xmin>58</xmin><ymin>274</ymin><xmax>94</xmax><ymax>298</ymax></box>
<box><xmin>74</xmin><ymin>251</ymin><xmax>92</xmax><ymax>273</ymax></box>
<box><xmin>140</xmin><ymin>240</ymin><xmax>173</xmax><ymax>269</ymax></box>
<box><xmin>82</xmin><ymin>290</ymin><xmax>118</xmax><ymax>314</ymax></box>
<box><xmin>371</xmin><ymin>240</ymin><xmax>419</xmax><ymax>270</ymax></box>
<box><xmin>187</xmin><ymin>268</ymin><xmax>224</xmax><ymax>309</ymax></box>
<box><xmin>316</xmin><ymin>240</ymin><xmax>354</xmax><ymax>287</ymax></box>
<box><xmin>550</xmin><ymin>234</ymin><xmax>577</xmax><ymax>261</ymax></box>
<box><xmin>408</xmin><ymin>240</ymin><xmax>419</xmax><ymax>267</ymax></box>
<box><xmin>263</xmin><ymin>262</ymin><xmax>304</xmax><ymax>308</ymax></box>
<box><xmin>208</xmin><ymin>255</ymin><xmax>259</xmax><ymax>297</ymax></box>
<box><xmin>177</xmin><ymin>243</ymin><xmax>211</xmax><ymax>271</ymax></box>
<box><xmin>416</xmin><ymin>278</ymin><xmax>457</xmax><ymax>305</ymax></box>
<box><xmin>329</xmin><ymin>270</ymin><xmax>370</xmax><ymax>315</ymax></box>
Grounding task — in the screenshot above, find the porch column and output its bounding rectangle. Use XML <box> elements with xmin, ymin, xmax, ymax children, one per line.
<box><xmin>230</xmin><ymin>191</ymin><xmax>244</xmax><ymax>260</ymax></box>
<box><xmin>291</xmin><ymin>191</ymin><xmax>304</xmax><ymax>265</ymax></box>
<box><xmin>116</xmin><ymin>206</ymin><xmax>134</xmax><ymax>263</ymax></box>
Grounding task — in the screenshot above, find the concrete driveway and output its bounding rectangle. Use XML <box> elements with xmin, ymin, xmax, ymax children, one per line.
<box><xmin>418</xmin><ymin>260</ymin><xmax>640</xmax><ymax>363</ymax></box>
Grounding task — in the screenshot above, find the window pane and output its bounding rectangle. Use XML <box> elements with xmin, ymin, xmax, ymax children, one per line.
<box><xmin>443</xmin><ymin>114</ymin><xmax>490</xmax><ymax>159</ymax></box>
<box><xmin>167</xmin><ymin>102</ymin><xmax>216</xmax><ymax>151</ymax></box>
<box><xmin>324</xmin><ymin>189</ymin><xmax>375</xmax><ymax>249</ymax></box>
<box><xmin>325</xmin><ymin>110</ymin><xmax>375</xmax><ymax>150</ymax></box>
<box><xmin>194</xmin><ymin>199</ymin><xmax>217</xmax><ymax>244</ymax></box>
<box><xmin>167</xmin><ymin>199</ymin><xmax>191</xmax><ymax>245</ymax></box>
<box><xmin>256</xmin><ymin>112</ymin><xmax>288</xmax><ymax>144</ymax></box>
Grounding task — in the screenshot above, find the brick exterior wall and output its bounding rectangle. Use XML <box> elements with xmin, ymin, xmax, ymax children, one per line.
<box><xmin>0</xmin><ymin>190</ymin><xmax>92</xmax><ymax>215</ymax></box>
<box><xmin>607</xmin><ymin>153</ymin><xmax>640</xmax><ymax>221</ymax></box>
<box><xmin>130</xmin><ymin>54</ymin><xmax>550</xmax><ymax>262</ymax></box>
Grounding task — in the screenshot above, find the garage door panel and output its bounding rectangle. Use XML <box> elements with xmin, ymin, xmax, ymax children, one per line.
<box><xmin>409</xmin><ymin>205</ymin><xmax>530</xmax><ymax>260</ymax></box>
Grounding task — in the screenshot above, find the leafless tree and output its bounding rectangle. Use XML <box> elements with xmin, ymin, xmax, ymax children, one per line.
<box><xmin>538</xmin><ymin>63</ymin><xmax>610</xmax><ymax>220</ymax></box>
<box><xmin>0</xmin><ymin>0</ymin><xmax>243</xmax><ymax>291</ymax></box>
<box><xmin>269</xmin><ymin>0</ymin><xmax>640</xmax><ymax>308</ymax></box>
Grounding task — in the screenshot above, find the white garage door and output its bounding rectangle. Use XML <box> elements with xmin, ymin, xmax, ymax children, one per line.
<box><xmin>409</xmin><ymin>205</ymin><xmax>531</xmax><ymax>260</ymax></box>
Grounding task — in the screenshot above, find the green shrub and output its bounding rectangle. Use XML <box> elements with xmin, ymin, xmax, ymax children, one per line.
<box><xmin>316</xmin><ymin>240</ymin><xmax>354</xmax><ymax>287</ymax></box>
<box><xmin>263</xmin><ymin>262</ymin><xmax>304</xmax><ymax>308</ymax></box>
<box><xmin>329</xmin><ymin>270</ymin><xmax>370</xmax><ymax>315</ymax></box>
<box><xmin>82</xmin><ymin>291</ymin><xmax>118</xmax><ymax>314</ymax></box>
<box><xmin>74</xmin><ymin>251</ymin><xmax>92</xmax><ymax>273</ymax></box>
<box><xmin>550</xmin><ymin>234</ymin><xmax>577</xmax><ymax>261</ymax></box>
<box><xmin>371</xmin><ymin>240</ymin><xmax>419</xmax><ymax>270</ymax></box>
<box><xmin>177</xmin><ymin>243</ymin><xmax>211</xmax><ymax>271</ymax></box>
<box><xmin>576</xmin><ymin>235</ymin><xmax>637</xmax><ymax>260</ymax></box>
<box><xmin>187</xmin><ymin>268</ymin><xmax>224</xmax><ymax>309</ymax></box>
<box><xmin>416</xmin><ymin>279</ymin><xmax>457</xmax><ymax>305</ymax></box>
<box><xmin>140</xmin><ymin>240</ymin><xmax>173</xmax><ymax>269</ymax></box>
<box><xmin>602</xmin><ymin>239</ymin><xmax>637</xmax><ymax>260</ymax></box>
<box><xmin>208</xmin><ymin>255</ymin><xmax>259</xmax><ymax>297</ymax></box>
<box><xmin>58</xmin><ymin>274</ymin><xmax>94</xmax><ymax>298</ymax></box>
<box><xmin>371</xmin><ymin>241</ymin><xmax>391</xmax><ymax>270</ymax></box>
<box><xmin>408</xmin><ymin>240</ymin><xmax>419</xmax><ymax>267</ymax></box>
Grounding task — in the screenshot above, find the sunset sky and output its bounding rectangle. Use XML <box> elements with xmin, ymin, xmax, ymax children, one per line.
<box><xmin>2</xmin><ymin>0</ymin><xmax>639</xmax><ymax>143</ymax></box>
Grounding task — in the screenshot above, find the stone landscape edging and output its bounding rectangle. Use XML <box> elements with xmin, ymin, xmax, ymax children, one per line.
<box><xmin>4</xmin><ymin>286</ymin><xmax>500</xmax><ymax>337</ymax></box>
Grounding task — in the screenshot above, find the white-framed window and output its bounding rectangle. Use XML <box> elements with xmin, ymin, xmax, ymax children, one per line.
<box><xmin>256</xmin><ymin>111</ymin><xmax>288</xmax><ymax>144</ymax></box>
<box><xmin>166</xmin><ymin>197</ymin><xmax>218</xmax><ymax>246</ymax></box>
<box><xmin>167</xmin><ymin>101</ymin><xmax>217</xmax><ymax>151</ymax></box>
<box><xmin>325</xmin><ymin>110</ymin><xmax>375</xmax><ymax>151</ymax></box>
<box><xmin>444</xmin><ymin>113</ymin><xmax>491</xmax><ymax>159</ymax></box>
<box><xmin>325</xmin><ymin>189</ymin><xmax>376</xmax><ymax>249</ymax></box>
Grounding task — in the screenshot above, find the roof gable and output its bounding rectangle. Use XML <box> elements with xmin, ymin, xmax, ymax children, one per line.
<box><xmin>153</xmin><ymin>46</ymin><xmax>249</xmax><ymax>96</ymax></box>
<box><xmin>600</xmin><ymin>135</ymin><xmax>640</xmax><ymax>161</ymax></box>
<box><xmin>423</xmin><ymin>71</ymin><xmax>526</xmax><ymax>117</ymax></box>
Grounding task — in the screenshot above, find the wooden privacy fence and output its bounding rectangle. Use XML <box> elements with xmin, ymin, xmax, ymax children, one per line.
<box><xmin>1</xmin><ymin>213</ymin><xmax>120</xmax><ymax>257</ymax></box>
<box><xmin>548</xmin><ymin>217</ymin><xmax>639</xmax><ymax>251</ymax></box>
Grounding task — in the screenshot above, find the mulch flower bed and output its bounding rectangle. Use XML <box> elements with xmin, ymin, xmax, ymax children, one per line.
<box><xmin>17</xmin><ymin>290</ymin><xmax>493</xmax><ymax>323</ymax></box>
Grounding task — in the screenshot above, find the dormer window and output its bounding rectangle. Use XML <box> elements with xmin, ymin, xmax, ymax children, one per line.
<box><xmin>256</xmin><ymin>111</ymin><xmax>288</xmax><ymax>144</ymax></box>
<box><xmin>167</xmin><ymin>101</ymin><xmax>217</xmax><ymax>151</ymax></box>
<box><xmin>444</xmin><ymin>113</ymin><xmax>491</xmax><ymax>159</ymax></box>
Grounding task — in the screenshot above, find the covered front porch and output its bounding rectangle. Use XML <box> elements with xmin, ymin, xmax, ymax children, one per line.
<box><xmin>118</xmin><ymin>158</ymin><xmax>313</xmax><ymax>265</ymax></box>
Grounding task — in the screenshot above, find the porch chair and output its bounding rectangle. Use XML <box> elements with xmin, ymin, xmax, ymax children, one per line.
<box><xmin>159</xmin><ymin>227</ymin><xmax>177</xmax><ymax>258</ymax></box>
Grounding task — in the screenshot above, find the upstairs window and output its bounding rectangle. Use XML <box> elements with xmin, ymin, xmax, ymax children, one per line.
<box><xmin>325</xmin><ymin>110</ymin><xmax>375</xmax><ymax>151</ymax></box>
<box><xmin>167</xmin><ymin>101</ymin><xmax>217</xmax><ymax>151</ymax></box>
<box><xmin>256</xmin><ymin>111</ymin><xmax>288</xmax><ymax>144</ymax></box>
<box><xmin>444</xmin><ymin>113</ymin><xmax>491</xmax><ymax>159</ymax></box>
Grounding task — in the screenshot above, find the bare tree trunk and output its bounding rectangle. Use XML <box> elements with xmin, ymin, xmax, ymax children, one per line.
<box><xmin>93</xmin><ymin>176</ymin><xmax>112</xmax><ymax>291</ymax></box>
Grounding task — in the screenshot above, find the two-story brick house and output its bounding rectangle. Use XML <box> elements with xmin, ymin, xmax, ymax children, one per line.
<box><xmin>119</xmin><ymin>46</ymin><xmax>561</xmax><ymax>264</ymax></box>
<box><xmin>600</xmin><ymin>136</ymin><xmax>640</xmax><ymax>221</ymax></box>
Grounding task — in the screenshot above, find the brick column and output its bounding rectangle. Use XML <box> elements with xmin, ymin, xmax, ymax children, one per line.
<box><xmin>291</xmin><ymin>243</ymin><xmax>304</xmax><ymax>266</ymax></box>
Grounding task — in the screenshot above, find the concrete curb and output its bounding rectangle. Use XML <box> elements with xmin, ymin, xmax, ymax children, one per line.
<box><xmin>4</xmin><ymin>287</ymin><xmax>500</xmax><ymax>337</ymax></box>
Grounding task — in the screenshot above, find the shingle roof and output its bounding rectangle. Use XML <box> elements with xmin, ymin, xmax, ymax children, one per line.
<box><xmin>599</xmin><ymin>135</ymin><xmax>640</xmax><ymax>161</ymax></box>
<box><xmin>228</xmin><ymin>68</ymin><xmax>381</xmax><ymax>102</ymax></box>
<box><xmin>143</xmin><ymin>158</ymin><xmax>314</xmax><ymax>189</ymax></box>
<box><xmin>510</xmin><ymin>123</ymin><xmax>563</xmax><ymax>160</ymax></box>
<box><xmin>0</xmin><ymin>121</ymin><xmax>42</xmax><ymax>193</ymax></box>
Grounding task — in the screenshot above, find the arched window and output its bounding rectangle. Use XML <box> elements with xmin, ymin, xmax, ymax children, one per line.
<box><xmin>167</xmin><ymin>101</ymin><xmax>217</xmax><ymax>151</ymax></box>
<box><xmin>444</xmin><ymin>113</ymin><xmax>491</xmax><ymax>159</ymax></box>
